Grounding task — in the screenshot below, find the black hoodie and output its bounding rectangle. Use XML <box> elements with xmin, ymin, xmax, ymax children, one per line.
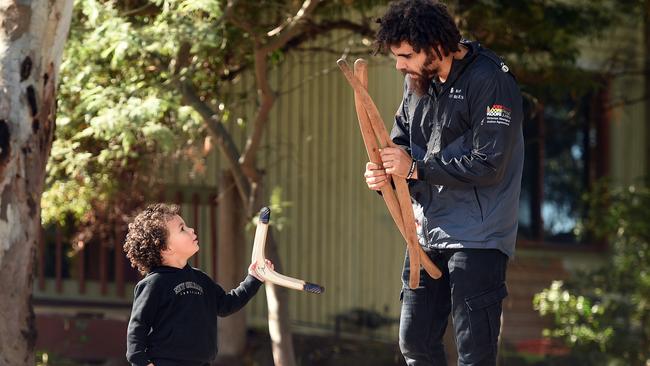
<box><xmin>126</xmin><ymin>265</ymin><xmax>262</xmax><ymax>366</ymax></box>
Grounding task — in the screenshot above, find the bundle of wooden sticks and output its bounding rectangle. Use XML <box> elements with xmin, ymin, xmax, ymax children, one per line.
<box><xmin>336</xmin><ymin>58</ymin><xmax>442</xmax><ymax>289</ymax></box>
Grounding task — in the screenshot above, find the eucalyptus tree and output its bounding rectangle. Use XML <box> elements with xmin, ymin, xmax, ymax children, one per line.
<box><xmin>0</xmin><ymin>1</ymin><xmax>74</xmax><ymax>365</ymax></box>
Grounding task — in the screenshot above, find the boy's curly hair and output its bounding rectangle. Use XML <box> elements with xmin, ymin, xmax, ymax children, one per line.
<box><xmin>123</xmin><ymin>203</ymin><xmax>179</xmax><ymax>274</ymax></box>
<box><xmin>375</xmin><ymin>0</ymin><xmax>461</xmax><ymax>60</ymax></box>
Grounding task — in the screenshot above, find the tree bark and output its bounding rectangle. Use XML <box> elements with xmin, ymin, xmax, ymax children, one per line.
<box><xmin>216</xmin><ymin>172</ymin><xmax>247</xmax><ymax>362</ymax></box>
<box><xmin>0</xmin><ymin>1</ymin><xmax>73</xmax><ymax>365</ymax></box>
<box><xmin>645</xmin><ymin>0</ymin><xmax>650</xmax><ymax>181</ymax></box>
<box><xmin>263</xmin><ymin>230</ymin><xmax>296</xmax><ymax>366</ymax></box>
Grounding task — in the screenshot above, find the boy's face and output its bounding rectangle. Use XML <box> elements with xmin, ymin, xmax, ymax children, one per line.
<box><xmin>164</xmin><ymin>215</ymin><xmax>199</xmax><ymax>261</ymax></box>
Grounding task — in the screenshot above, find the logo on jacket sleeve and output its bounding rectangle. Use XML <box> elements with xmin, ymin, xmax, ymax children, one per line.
<box><xmin>486</xmin><ymin>104</ymin><xmax>511</xmax><ymax>126</ymax></box>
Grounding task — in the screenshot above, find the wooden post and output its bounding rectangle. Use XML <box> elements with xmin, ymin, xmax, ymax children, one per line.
<box><xmin>193</xmin><ymin>193</ymin><xmax>200</xmax><ymax>267</ymax></box>
<box><xmin>210</xmin><ymin>194</ymin><xmax>218</xmax><ymax>281</ymax></box>
<box><xmin>115</xmin><ymin>227</ymin><xmax>125</xmax><ymax>297</ymax></box>
<box><xmin>100</xmin><ymin>242</ymin><xmax>108</xmax><ymax>295</ymax></box>
<box><xmin>55</xmin><ymin>225</ymin><xmax>63</xmax><ymax>293</ymax></box>
<box><xmin>38</xmin><ymin>227</ymin><xmax>45</xmax><ymax>291</ymax></box>
<box><xmin>78</xmin><ymin>241</ymin><xmax>85</xmax><ymax>294</ymax></box>
<box><xmin>534</xmin><ymin>103</ymin><xmax>545</xmax><ymax>241</ymax></box>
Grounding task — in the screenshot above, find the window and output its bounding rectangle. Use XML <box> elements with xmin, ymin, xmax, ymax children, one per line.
<box><xmin>518</xmin><ymin>84</ymin><xmax>609</xmax><ymax>246</ymax></box>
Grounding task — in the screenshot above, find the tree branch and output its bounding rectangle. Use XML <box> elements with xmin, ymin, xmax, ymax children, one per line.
<box><xmin>239</xmin><ymin>0</ymin><xmax>326</xmax><ymax>177</ymax></box>
<box><xmin>279</xmin><ymin>19</ymin><xmax>374</xmax><ymax>56</ymax></box>
<box><xmin>239</xmin><ymin>46</ymin><xmax>274</xmax><ymax>184</ymax></box>
<box><xmin>120</xmin><ymin>3</ymin><xmax>158</xmax><ymax>17</ymax></box>
<box><xmin>177</xmin><ymin>80</ymin><xmax>251</xmax><ymax>204</ymax></box>
<box><xmin>172</xmin><ymin>42</ymin><xmax>192</xmax><ymax>76</ymax></box>
<box><xmin>263</xmin><ymin>0</ymin><xmax>321</xmax><ymax>53</ymax></box>
<box><xmin>224</xmin><ymin>0</ymin><xmax>255</xmax><ymax>37</ymax></box>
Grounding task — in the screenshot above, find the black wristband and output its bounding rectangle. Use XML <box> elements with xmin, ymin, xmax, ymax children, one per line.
<box><xmin>406</xmin><ymin>160</ymin><xmax>417</xmax><ymax>180</ymax></box>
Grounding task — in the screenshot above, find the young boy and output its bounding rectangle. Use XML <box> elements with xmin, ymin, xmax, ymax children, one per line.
<box><xmin>123</xmin><ymin>203</ymin><xmax>271</xmax><ymax>366</ymax></box>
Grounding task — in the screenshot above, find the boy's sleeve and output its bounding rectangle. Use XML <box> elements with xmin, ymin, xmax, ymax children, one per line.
<box><xmin>126</xmin><ymin>281</ymin><xmax>157</xmax><ymax>366</ymax></box>
<box><xmin>416</xmin><ymin>69</ymin><xmax>522</xmax><ymax>188</ymax></box>
<box><xmin>215</xmin><ymin>274</ymin><xmax>262</xmax><ymax>317</ymax></box>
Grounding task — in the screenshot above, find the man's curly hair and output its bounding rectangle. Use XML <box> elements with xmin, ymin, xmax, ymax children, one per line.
<box><xmin>123</xmin><ymin>203</ymin><xmax>179</xmax><ymax>274</ymax></box>
<box><xmin>376</xmin><ymin>0</ymin><xmax>461</xmax><ymax>60</ymax></box>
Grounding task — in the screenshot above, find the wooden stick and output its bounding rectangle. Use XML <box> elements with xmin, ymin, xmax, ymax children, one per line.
<box><xmin>353</xmin><ymin>59</ymin><xmax>441</xmax><ymax>281</ymax></box>
<box><xmin>352</xmin><ymin>60</ymin><xmax>420</xmax><ymax>289</ymax></box>
<box><xmin>339</xmin><ymin>58</ymin><xmax>442</xmax><ymax>281</ymax></box>
<box><xmin>351</xmin><ymin>59</ymin><xmax>441</xmax><ymax>280</ymax></box>
<box><xmin>353</xmin><ymin>60</ymin><xmax>408</xmax><ymax>240</ymax></box>
<box><xmin>251</xmin><ymin>207</ymin><xmax>324</xmax><ymax>294</ymax></box>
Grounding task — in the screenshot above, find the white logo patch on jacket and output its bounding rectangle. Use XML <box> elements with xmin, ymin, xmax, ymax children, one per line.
<box><xmin>449</xmin><ymin>87</ymin><xmax>465</xmax><ymax>100</ymax></box>
<box><xmin>485</xmin><ymin>104</ymin><xmax>512</xmax><ymax>126</ymax></box>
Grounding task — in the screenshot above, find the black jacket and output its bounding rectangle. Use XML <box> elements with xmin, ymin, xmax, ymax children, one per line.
<box><xmin>392</xmin><ymin>40</ymin><xmax>524</xmax><ymax>257</ymax></box>
<box><xmin>126</xmin><ymin>265</ymin><xmax>261</xmax><ymax>366</ymax></box>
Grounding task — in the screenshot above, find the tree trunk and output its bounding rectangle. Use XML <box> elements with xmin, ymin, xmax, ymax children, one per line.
<box><xmin>0</xmin><ymin>1</ymin><xmax>73</xmax><ymax>365</ymax></box>
<box><xmin>264</xmin><ymin>230</ymin><xmax>297</xmax><ymax>366</ymax></box>
<box><xmin>643</xmin><ymin>0</ymin><xmax>650</xmax><ymax>175</ymax></box>
<box><xmin>216</xmin><ymin>172</ymin><xmax>247</xmax><ymax>363</ymax></box>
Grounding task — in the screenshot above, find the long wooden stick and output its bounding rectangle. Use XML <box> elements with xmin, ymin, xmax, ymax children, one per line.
<box><xmin>352</xmin><ymin>61</ymin><xmax>420</xmax><ymax>289</ymax></box>
<box><xmin>339</xmin><ymin>58</ymin><xmax>442</xmax><ymax>281</ymax></box>
<box><xmin>252</xmin><ymin>207</ymin><xmax>324</xmax><ymax>294</ymax></box>
<box><xmin>352</xmin><ymin>59</ymin><xmax>441</xmax><ymax>280</ymax></box>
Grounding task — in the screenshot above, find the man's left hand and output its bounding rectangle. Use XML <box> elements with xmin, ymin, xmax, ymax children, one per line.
<box><xmin>380</xmin><ymin>147</ymin><xmax>414</xmax><ymax>178</ymax></box>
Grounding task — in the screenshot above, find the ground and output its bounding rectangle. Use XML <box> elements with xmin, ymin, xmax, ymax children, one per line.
<box><xmin>37</xmin><ymin>329</ymin><xmax>577</xmax><ymax>366</ymax></box>
<box><xmin>37</xmin><ymin>329</ymin><xmax>406</xmax><ymax>366</ymax></box>
<box><xmin>233</xmin><ymin>329</ymin><xmax>407</xmax><ymax>366</ymax></box>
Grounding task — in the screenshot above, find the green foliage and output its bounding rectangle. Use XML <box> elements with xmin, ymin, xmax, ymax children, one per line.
<box><xmin>534</xmin><ymin>182</ymin><xmax>650</xmax><ymax>365</ymax></box>
<box><xmin>454</xmin><ymin>0</ymin><xmax>636</xmax><ymax>100</ymax></box>
<box><xmin>44</xmin><ymin>0</ymin><xmax>387</xmax><ymax>240</ymax></box>
<box><xmin>44</xmin><ymin>0</ymin><xmax>228</xmax><ymax>229</ymax></box>
<box><xmin>45</xmin><ymin>0</ymin><xmax>632</xmax><ymax>246</ymax></box>
<box><xmin>35</xmin><ymin>351</ymin><xmax>80</xmax><ymax>366</ymax></box>
<box><xmin>248</xmin><ymin>186</ymin><xmax>292</xmax><ymax>232</ymax></box>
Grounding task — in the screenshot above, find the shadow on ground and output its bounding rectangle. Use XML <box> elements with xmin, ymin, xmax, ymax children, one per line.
<box><xmin>215</xmin><ymin>329</ymin><xmax>406</xmax><ymax>366</ymax></box>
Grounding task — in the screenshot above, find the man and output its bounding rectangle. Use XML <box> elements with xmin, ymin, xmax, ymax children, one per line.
<box><xmin>364</xmin><ymin>1</ymin><xmax>524</xmax><ymax>365</ymax></box>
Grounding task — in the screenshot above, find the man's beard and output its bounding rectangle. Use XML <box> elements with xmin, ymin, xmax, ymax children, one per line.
<box><xmin>404</xmin><ymin>53</ymin><xmax>437</xmax><ymax>96</ymax></box>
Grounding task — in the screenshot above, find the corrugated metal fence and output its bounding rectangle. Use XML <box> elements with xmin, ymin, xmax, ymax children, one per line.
<box><xmin>35</xmin><ymin>39</ymin><xmax>411</xmax><ymax>339</ymax></box>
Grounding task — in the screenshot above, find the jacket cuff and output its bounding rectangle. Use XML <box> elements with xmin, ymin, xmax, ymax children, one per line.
<box><xmin>244</xmin><ymin>274</ymin><xmax>263</xmax><ymax>290</ymax></box>
<box><xmin>416</xmin><ymin>160</ymin><xmax>428</xmax><ymax>182</ymax></box>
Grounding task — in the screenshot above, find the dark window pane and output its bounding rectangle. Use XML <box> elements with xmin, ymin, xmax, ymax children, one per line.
<box><xmin>518</xmin><ymin>92</ymin><xmax>595</xmax><ymax>244</ymax></box>
<box><xmin>542</xmin><ymin>97</ymin><xmax>588</xmax><ymax>243</ymax></box>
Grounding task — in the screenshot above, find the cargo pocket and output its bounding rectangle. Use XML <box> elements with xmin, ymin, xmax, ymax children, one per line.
<box><xmin>464</xmin><ymin>283</ymin><xmax>508</xmax><ymax>349</ymax></box>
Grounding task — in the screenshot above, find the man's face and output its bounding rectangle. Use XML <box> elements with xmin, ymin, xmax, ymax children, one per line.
<box><xmin>390</xmin><ymin>41</ymin><xmax>440</xmax><ymax>81</ymax></box>
<box><xmin>165</xmin><ymin>215</ymin><xmax>199</xmax><ymax>260</ymax></box>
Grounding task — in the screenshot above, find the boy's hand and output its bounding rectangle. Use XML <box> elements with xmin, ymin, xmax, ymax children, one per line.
<box><xmin>249</xmin><ymin>260</ymin><xmax>274</xmax><ymax>282</ymax></box>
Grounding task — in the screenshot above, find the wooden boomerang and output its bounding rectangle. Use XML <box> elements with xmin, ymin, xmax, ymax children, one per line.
<box><xmin>252</xmin><ymin>207</ymin><xmax>324</xmax><ymax>294</ymax></box>
<box><xmin>338</xmin><ymin>58</ymin><xmax>442</xmax><ymax>284</ymax></box>
<box><xmin>350</xmin><ymin>60</ymin><xmax>420</xmax><ymax>289</ymax></box>
<box><xmin>348</xmin><ymin>59</ymin><xmax>441</xmax><ymax>282</ymax></box>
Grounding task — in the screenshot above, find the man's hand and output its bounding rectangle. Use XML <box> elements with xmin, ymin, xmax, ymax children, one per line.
<box><xmin>364</xmin><ymin>162</ymin><xmax>389</xmax><ymax>190</ymax></box>
<box><xmin>380</xmin><ymin>147</ymin><xmax>415</xmax><ymax>179</ymax></box>
<box><xmin>249</xmin><ymin>260</ymin><xmax>274</xmax><ymax>282</ymax></box>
